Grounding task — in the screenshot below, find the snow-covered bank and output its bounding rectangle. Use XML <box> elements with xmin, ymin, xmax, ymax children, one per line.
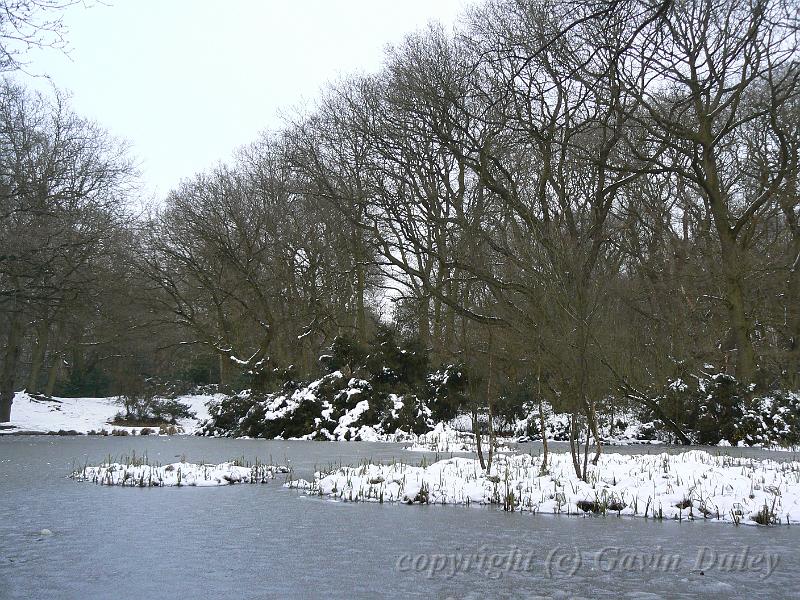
<box><xmin>71</xmin><ymin>459</ymin><xmax>290</xmax><ymax>487</ymax></box>
<box><xmin>0</xmin><ymin>392</ymin><xmax>216</xmax><ymax>435</ymax></box>
<box><xmin>286</xmin><ymin>450</ymin><xmax>800</xmax><ymax>525</ymax></box>
<box><xmin>3</xmin><ymin>387</ymin><xmax>798</xmax><ymax>457</ymax></box>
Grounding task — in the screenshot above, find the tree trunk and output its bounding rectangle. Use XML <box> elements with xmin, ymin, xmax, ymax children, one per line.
<box><xmin>355</xmin><ymin>261</ymin><xmax>367</xmax><ymax>344</ymax></box>
<box><xmin>780</xmin><ymin>179</ymin><xmax>799</xmax><ymax>386</ymax></box>
<box><xmin>1</xmin><ymin>314</ymin><xmax>24</xmax><ymax>422</ymax></box>
<box><xmin>417</xmin><ymin>295</ymin><xmax>430</xmax><ymax>349</ymax></box>
<box><xmin>44</xmin><ymin>352</ymin><xmax>61</xmax><ymax>398</ymax></box>
<box><xmin>485</xmin><ymin>344</ymin><xmax>495</xmax><ymax>472</ymax></box>
<box><xmin>43</xmin><ymin>320</ymin><xmax>64</xmax><ymax>398</ymax></box>
<box><xmin>218</xmin><ymin>353</ymin><xmax>234</xmax><ymax>389</ymax></box>
<box><xmin>568</xmin><ymin>412</ymin><xmax>582</xmax><ymax>480</ymax></box>
<box><xmin>719</xmin><ymin>230</ymin><xmax>757</xmax><ymax>381</ymax></box>
<box><xmin>27</xmin><ymin>321</ymin><xmax>49</xmax><ymax>393</ymax></box>
<box><xmin>537</xmin><ymin>372</ymin><xmax>548</xmax><ymax>474</ymax></box>
<box><xmin>582</xmin><ymin>418</ymin><xmax>591</xmax><ymax>480</ymax></box>
<box><xmin>701</xmin><ymin>140</ymin><xmax>757</xmax><ymax>382</ymax></box>
<box><xmin>587</xmin><ymin>398</ymin><xmax>602</xmax><ymax>466</ymax></box>
<box><xmin>624</xmin><ymin>388</ymin><xmax>692</xmax><ymax>444</ymax></box>
<box><xmin>472</xmin><ymin>407</ymin><xmax>485</xmax><ymax>470</ymax></box>
<box><xmin>443</xmin><ymin>279</ymin><xmax>457</xmax><ymax>351</ymax></box>
<box><xmin>787</xmin><ymin>241</ymin><xmax>800</xmax><ymax>386</ymax></box>
<box><xmin>70</xmin><ymin>341</ymin><xmax>85</xmax><ymax>388</ymax></box>
<box><xmin>573</xmin><ymin>305</ymin><xmax>592</xmax><ymax>480</ymax></box>
<box><xmin>431</xmin><ymin>294</ymin><xmax>443</xmax><ymax>358</ymax></box>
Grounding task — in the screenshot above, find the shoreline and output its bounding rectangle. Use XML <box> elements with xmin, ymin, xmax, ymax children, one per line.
<box><xmin>3</xmin><ymin>391</ymin><xmax>798</xmax><ymax>457</ymax></box>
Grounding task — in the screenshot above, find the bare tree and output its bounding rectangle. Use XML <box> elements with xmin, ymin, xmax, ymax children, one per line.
<box><xmin>621</xmin><ymin>0</ymin><xmax>800</xmax><ymax>382</ymax></box>
<box><xmin>0</xmin><ymin>80</ymin><xmax>133</xmax><ymax>421</ymax></box>
<box><xmin>0</xmin><ymin>0</ymin><xmax>85</xmax><ymax>72</ymax></box>
<box><xmin>141</xmin><ymin>137</ymin><xmax>364</xmax><ymax>390</ymax></box>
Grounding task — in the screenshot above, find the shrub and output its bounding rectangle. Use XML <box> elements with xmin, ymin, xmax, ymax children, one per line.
<box><xmin>737</xmin><ymin>391</ymin><xmax>800</xmax><ymax>447</ymax></box>
<box><xmin>690</xmin><ymin>373</ymin><xmax>747</xmax><ymax>445</ymax></box>
<box><xmin>202</xmin><ymin>392</ymin><xmax>255</xmax><ymax>435</ymax></box>
<box><xmin>319</xmin><ymin>334</ymin><xmax>368</xmax><ymax>375</ymax></box>
<box><xmin>381</xmin><ymin>394</ymin><xmax>432</xmax><ymax>434</ymax></box>
<box><xmin>425</xmin><ymin>364</ymin><xmax>468</xmax><ymax>423</ymax></box>
<box><xmin>365</xmin><ymin>327</ymin><xmax>429</xmax><ymax>393</ymax></box>
<box><xmin>643</xmin><ymin>369</ymin><xmax>800</xmax><ymax>446</ymax></box>
<box><xmin>203</xmin><ymin>330</ymin><xmax>441</xmax><ymax>439</ymax></box>
<box><xmin>114</xmin><ymin>393</ymin><xmax>195</xmax><ymax>426</ymax></box>
<box><xmin>150</xmin><ymin>398</ymin><xmax>195</xmax><ymax>424</ymax></box>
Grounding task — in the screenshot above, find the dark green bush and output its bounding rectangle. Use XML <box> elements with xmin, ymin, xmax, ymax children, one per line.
<box><xmin>114</xmin><ymin>393</ymin><xmax>195</xmax><ymax>426</ymax></box>
<box><xmin>319</xmin><ymin>334</ymin><xmax>368</xmax><ymax>374</ymax></box>
<box><xmin>425</xmin><ymin>364</ymin><xmax>468</xmax><ymax>423</ymax></box>
<box><xmin>365</xmin><ymin>328</ymin><xmax>429</xmax><ymax>392</ymax></box>
<box><xmin>643</xmin><ymin>369</ymin><xmax>800</xmax><ymax>446</ymax></box>
<box><xmin>691</xmin><ymin>373</ymin><xmax>747</xmax><ymax>445</ymax></box>
<box><xmin>203</xmin><ymin>393</ymin><xmax>255</xmax><ymax>435</ymax></box>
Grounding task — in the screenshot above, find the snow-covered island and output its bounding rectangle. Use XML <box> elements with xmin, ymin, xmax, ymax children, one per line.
<box><xmin>287</xmin><ymin>450</ymin><xmax>800</xmax><ymax>526</ymax></box>
<box><xmin>71</xmin><ymin>458</ymin><xmax>290</xmax><ymax>487</ymax></box>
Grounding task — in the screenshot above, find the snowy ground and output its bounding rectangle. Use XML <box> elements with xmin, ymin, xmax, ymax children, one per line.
<box><xmin>71</xmin><ymin>459</ymin><xmax>289</xmax><ymax>487</ymax></box>
<box><xmin>0</xmin><ymin>392</ymin><xmax>215</xmax><ymax>435</ymax></box>
<box><xmin>286</xmin><ymin>450</ymin><xmax>800</xmax><ymax>526</ymax></box>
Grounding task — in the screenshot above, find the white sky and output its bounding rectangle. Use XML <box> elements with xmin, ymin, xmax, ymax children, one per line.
<box><xmin>17</xmin><ymin>0</ymin><xmax>475</xmax><ymax>202</ymax></box>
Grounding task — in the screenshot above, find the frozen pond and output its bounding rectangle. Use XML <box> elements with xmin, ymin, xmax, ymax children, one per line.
<box><xmin>2</xmin><ymin>436</ymin><xmax>800</xmax><ymax>599</ymax></box>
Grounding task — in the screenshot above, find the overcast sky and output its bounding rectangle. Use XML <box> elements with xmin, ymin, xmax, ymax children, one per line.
<box><xmin>18</xmin><ymin>0</ymin><xmax>475</xmax><ymax>201</ymax></box>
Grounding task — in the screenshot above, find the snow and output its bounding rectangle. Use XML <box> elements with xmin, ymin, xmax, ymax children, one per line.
<box><xmin>71</xmin><ymin>460</ymin><xmax>289</xmax><ymax>487</ymax></box>
<box><xmin>178</xmin><ymin>394</ymin><xmax>214</xmax><ymax>430</ymax></box>
<box><xmin>1</xmin><ymin>391</ymin><xmax>218</xmax><ymax>435</ymax></box>
<box><xmin>510</xmin><ymin>404</ymin><xmax>665</xmax><ymax>446</ymax></box>
<box><xmin>333</xmin><ymin>399</ymin><xmax>370</xmax><ymax>437</ymax></box>
<box><xmin>286</xmin><ymin>450</ymin><xmax>800</xmax><ymax>525</ymax></box>
<box><xmin>260</xmin><ymin>391</ymin><xmax>306</xmax><ymax>421</ymax></box>
<box><xmin>403</xmin><ymin>422</ymin><xmax>515</xmax><ymax>453</ymax></box>
<box><xmin>2</xmin><ymin>393</ymin><xmax>119</xmax><ymax>434</ymax></box>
